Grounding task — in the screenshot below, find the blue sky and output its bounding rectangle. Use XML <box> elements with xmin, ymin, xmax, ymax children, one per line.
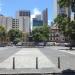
<box><xmin>0</xmin><ymin>0</ymin><xmax>57</xmax><ymax>24</ymax></box>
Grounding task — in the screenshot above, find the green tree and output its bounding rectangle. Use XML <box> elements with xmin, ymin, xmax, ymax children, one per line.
<box><xmin>69</xmin><ymin>21</ymin><xmax>75</xmax><ymax>40</ymax></box>
<box><xmin>8</xmin><ymin>29</ymin><xmax>22</xmax><ymax>44</ymax></box>
<box><xmin>32</xmin><ymin>25</ymin><xmax>49</xmax><ymax>42</ymax></box>
<box><xmin>0</xmin><ymin>26</ymin><xmax>6</xmax><ymax>44</ymax></box>
<box><xmin>58</xmin><ymin>0</ymin><xmax>75</xmax><ymax>14</ymax></box>
<box><xmin>58</xmin><ymin>0</ymin><xmax>71</xmax><ymax>7</ymax></box>
<box><xmin>54</xmin><ymin>15</ymin><xmax>75</xmax><ymax>49</ymax></box>
<box><xmin>57</xmin><ymin>0</ymin><xmax>75</xmax><ymax>49</ymax></box>
<box><xmin>54</xmin><ymin>15</ymin><xmax>69</xmax><ymax>36</ymax></box>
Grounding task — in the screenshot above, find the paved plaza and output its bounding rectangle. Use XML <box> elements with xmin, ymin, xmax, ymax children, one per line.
<box><xmin>0</xmin><ymin>46</ymin><xmax>75</xmax><ymax>74</ymax></box>
<box><xmin>0</xmin><ymin>48</ymin><xmax>55</xmax><ymax>69</ymax></box>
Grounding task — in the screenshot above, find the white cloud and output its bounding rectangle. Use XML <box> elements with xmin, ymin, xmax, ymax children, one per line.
<box><xmin>31</xmin><ymin>8</ymin><xmax>41</xmax><ymax>20</ymax></box>
<box><xmin>48</xmin><ymin>20</ymin><xmax>50</xmax><ymax>25</ymax></box>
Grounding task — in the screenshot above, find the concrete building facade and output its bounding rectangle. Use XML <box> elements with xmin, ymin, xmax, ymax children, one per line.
<box><xmin>16</xmin><ymin>10</ymin><xmax>31</xmax><ymax>33</ymax></box>
<box><xmin>42</xmin><ymin>8</ymin><xmax>48</xmax><ymax>25</ymax></box>
<box><xmin>0</xmin><ymin>15</ymin><xmax>7</xmax><ymax>29</ymax></box>
<box><xmin>0</xmin><ymin>10</ymin><xmax>31</xmax><ymax>34</ymax></box>
<box><xmin>33</xmin><ymin>18</ymin><xmax>43</xmax><ymax>29</ymax></box>
<box><xmin>12</xmin><ymin>19</ymin><xmax>19</xmax><ymax>29</ymax></box>
<box><xmin>0</xmin><ymin>15</ymin><xmax>12</xmax><ymax>31</ymax></box>
<box><xmin>7</xmin><ymin>17</ymin><xmax>13</xmax><ymax>31</ymax></box>
<box><xmin>35</xmin><ymin>14</ymin><xmax>42</xmax><ymax>20</ymax></box>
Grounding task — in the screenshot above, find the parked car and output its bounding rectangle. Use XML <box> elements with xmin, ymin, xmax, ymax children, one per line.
<box><xmin>16</xmin><ymin>42</ymin><xmax>22</xmax><ymax>46</ymax></box>
<box><xmin>65</xmin><ymin>42</ymin><xmax>75</xmax><ymax>47</ymax></box>
<box><xmin>55</xmin><ymin>43</ymin><xmax>67</xmax><ymax>46</ymax></box>
<box><xmin>0</xmin><ymin>43</ymin><xmax>7</xmax><ymax>47</ymax></box>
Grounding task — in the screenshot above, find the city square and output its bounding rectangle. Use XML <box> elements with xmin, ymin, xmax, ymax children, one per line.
<box><xmin>0</xmin><ymin>0</ymin><xmax>75</xmax><ymax>75</ymax></box>
<box><xmin>0</xmin><ymin>46</ymin><xmax>74</xmax><ymax>74</ymax></box>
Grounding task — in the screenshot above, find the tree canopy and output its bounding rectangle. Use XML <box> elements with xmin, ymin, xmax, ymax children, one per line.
<box><xmin>32</xmin><ymin>25</ymin><xmax>49</xmax><ymax>42</ymax></box>
<box><xmin>8</xmin><ymin>29</ymin><xmax>22</xmax><ymax>43</ymax></box>
<box><xmin>58</xmin><ymin>0</ymin><xmax>71</xmax><ymax>7</ymax></box>
<box><xmin>54</xmin><ymin>15</ymin><xmax>69</xmax><ymax>36</ymax></box>
<box><xmin>54</xmin><ymin>14</ymin><xmax>75</xmax><ymax>42</ymax></box>
<box><xmin>0</xmin><ymin>26</ymin><xmax>6</xmax><ymax>43</ymax></box>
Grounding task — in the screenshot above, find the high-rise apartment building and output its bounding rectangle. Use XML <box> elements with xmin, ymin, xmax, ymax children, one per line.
<box><xmin>42</xmin><ymin>8</ymin><xmax>48</xmax><ymax>25</ymax></box>
<box><xmin>35</xmin><ymin>14</ymin><xmax>42</xmax><ymax>20</ymax></box>
<box><xmin>32</xmin><ymin>14</ymin><xmax>43</xmax><ymax>30</ymax></box>
<box><xmin>12</xmin><ymin>19</ymin><xmax>19</xmax><ymax>29</ymax></box>
<box><xmin>7</xmin><ymin>17</ymin><xmax>12</xmax><ymax>31</ymax></box>
<box><xmin>0</xmin><ymin>15</ymin><xmax>7</xmax><ymax>29</ymax></box>
<box><xmin>0</xmin><ymin>10</ymin><xmax>31</xmax><ymax>33</ymax></box>
<box><xmin>0</xmin><ymin>15</ymin><xmax>12</xmax><ymax>31</ymax></box>
<box><xmin>16</xmin><ymin>10</ymin><xmax>31</xmax><ymax>33</ymax></box>
<box><xmin>33</xmin><ymin>18</ymin><xmax>43</xmax><ymax>29</ymax></box>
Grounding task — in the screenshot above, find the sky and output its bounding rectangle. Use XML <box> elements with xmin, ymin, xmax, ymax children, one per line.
<box><xmin>0</xmin><ymin>0</ymin><xmax>57</xmax><ymax>25</ymax></box>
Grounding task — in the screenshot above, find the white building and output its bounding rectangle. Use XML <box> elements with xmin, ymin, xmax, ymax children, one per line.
<box><xmin>42</xmin><ymin>8</ymin><xmax>48</xmax><ymax>25</ymax></box>
<box><xmin>12</xmin><ymin>19</ymin><xmax>19</xmax><ymax>29</ymax></box>
<box><xmin>7</xmin><ymin>17</ymin><xmax>12</xmax><ymax>31</ymax></box>
<box><xmin>0</xmin><ymin>15</ymin><xmax>7</xmax><ymax>29</ymax></box>
<box><xmin>0</xmin><ymin>15</ymin><xmax>12</xmax><ymax>31</ymax></box>
<box><xmin>16</xmin><ymin>10</ymin><xmax>31</xmax><ymax>33</ymax></box>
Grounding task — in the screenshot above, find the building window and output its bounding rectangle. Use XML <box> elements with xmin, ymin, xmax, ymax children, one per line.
<box><xmin>56</xmin><ymin>34</ymin><xmax>59</xmax><ymax>37</ymax></box>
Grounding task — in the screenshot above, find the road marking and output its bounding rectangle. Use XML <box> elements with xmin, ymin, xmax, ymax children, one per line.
<box><xmin>0</xmin><ymin>48</ymin><xmax>56</xmax><ymax>69</ymax></box>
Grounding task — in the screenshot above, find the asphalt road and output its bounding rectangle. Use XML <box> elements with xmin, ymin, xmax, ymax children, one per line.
<box><xmin>39</xmin><ymin>46</ymin><xmax>75</xmax><ymax>70</ymax></box>
<box><xmin>0</xmin><ymin>46</ymin><xmax>20</xmax><ymax>63</ymax></box>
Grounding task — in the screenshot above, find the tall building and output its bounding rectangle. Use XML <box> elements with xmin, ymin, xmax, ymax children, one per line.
<box><xmin>0</xmin><ymin>15</ymin><xmax>12</xmax><ymax>31</ymax></box>
<box><xmin>33</xmin><ymin>18</ymin><xmax>43</xmax><ymax>29</ymax></box>
<box><xmin>57</xmin><ymin>0</ymin><xmax>71</xmax><ymax>17</ymax></box>
<box><xmin>12</xmin><ymin>19</ymin><xmax>19</xmax><ymax>29</ymax></box>
<box><xmin>7</xmin><ymin>17</ymin><xmax>12</xmax><ymax>31</ymax></box>
<box><xmin>0</xmin><ymin>15</ymin><xmax>7</xmax><ymax>29</ymax></box>
<box><xmin>35</xmin><ymin>14</ymin><xmax>42</xmax><ymax>20</ymax></box>
<box><xmin>42</xmin><ymin>8</ymin><xmax>48</xmax><ymax>25</ymax></box>
<box><xmin>16</xmin><ymin>10</ymin><xmax>31</xmax><ymax>33</ymax></box>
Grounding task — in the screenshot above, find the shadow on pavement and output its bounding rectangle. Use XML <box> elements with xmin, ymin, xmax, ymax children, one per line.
<box><xmin>61</xmin><ymin>69</ymin><xmax>75</xmax><ymax>75</ymax></box>
<box><xmin>59</xmin><ymin>49</ymin><xmax>75</xmax><ymax>51</ymax></box>
<box><xmin>0</xmin><ymin>69</ymin><xmax>75</xmax><ymax>75</ymax></box>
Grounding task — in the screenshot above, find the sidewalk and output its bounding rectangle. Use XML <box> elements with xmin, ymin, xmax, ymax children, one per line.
<box><xmin>0</xmin><ymin>47</ymin><xmax>9</xmax><ymax>50</ymax></box>
<box><xmin>59</xmin><ymin>47</ymin><xmax>75</xmax><ymax>55</ymax></box>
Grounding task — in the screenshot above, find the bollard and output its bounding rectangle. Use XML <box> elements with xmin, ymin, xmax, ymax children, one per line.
<box><xmin>36</xmin><ymin>57</ymin><xmax>38</xmax><ymax>69</ymax></box>
<box><xmin>13</xmin><ymin>57</ymin><xmax>15</xmax><ymax>69</ymax></box>
<box><xmin>58</xmin><ymin>57</ymin><xmax>60</xmax><ymax>69</ymax></box>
